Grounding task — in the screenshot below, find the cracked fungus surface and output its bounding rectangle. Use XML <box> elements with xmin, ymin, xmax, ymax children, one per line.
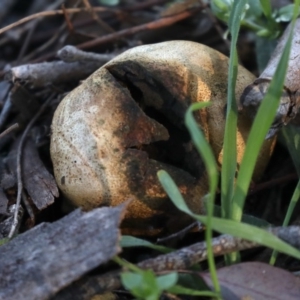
<box><xmin>50</xmin><ymin>40</ymin><xmax>275</xmax><ymax>235</ymax></box>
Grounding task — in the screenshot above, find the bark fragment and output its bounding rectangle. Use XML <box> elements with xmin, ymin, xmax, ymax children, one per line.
<box><xmin>8</xmin><ymin>138</ymin><xmax>59</xmax><ymax>210</ymax></box>
<box><xmin>0</xmin><ymin>205</ymin><xmax>125</xmax><ymax>300</ymax></box>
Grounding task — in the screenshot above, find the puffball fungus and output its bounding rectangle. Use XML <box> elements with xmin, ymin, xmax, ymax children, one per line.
<box><xmin>50</xmin><ymin>41</ymin><xmax>275</xmax><ymax>235</ymax></box>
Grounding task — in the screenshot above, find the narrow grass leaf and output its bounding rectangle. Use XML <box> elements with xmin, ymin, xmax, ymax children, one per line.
<box><xmin>158</xmin><ymin>170</ymin><xmax>300</xmax><ymax>260</ymax></box>
<box><xmin>259</xmin><ymin>0</ymin><xmax>272</xmax><ymax>18</ymax></box>
<box><xmin>168</xmin><ymin>285</ymin><xmax>218</xmax><ymax>297</ymax></box>
<box><xmin>185</xmin><ymin>102</ymin><xmax>218</xmax><ymax>199</ymax></box>
<box><xmin>120</xmin><ymin>235</ymin><xmax>172</xmax><ymax>253</ymax></box>
<box><xmin>231</xmin><ymin>4</ymin><xmax>298</xmax><ymax>222</ymax></box>
<box><xmin>221</xmin><ymin>0</ymin><xmax>247</xmax><ymax>219</ymax></box>
<box><xmin>184</xmin><ymin>102</ymin><xmax>220</xmax><ymax>293</ymax></box>
<box><xmin>282</xmin><ymin>125</ymin><xmax>300</xmax><ymax>176</ymax></box>
<box><xmin>270</xmin><ymin>179</ymin><xmax>300</xmax><ymax>264</ymax></box>
<box><xmin>211</xmin><ymin>203</ymin><xmax>270</xmax><ymax>227</ymax></box>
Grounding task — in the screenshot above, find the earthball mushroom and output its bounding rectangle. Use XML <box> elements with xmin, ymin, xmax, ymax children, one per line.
<box><xmin>50</xmin><ymin>41</ymin><xmax>275</xmax><ymax>235</ymax></box>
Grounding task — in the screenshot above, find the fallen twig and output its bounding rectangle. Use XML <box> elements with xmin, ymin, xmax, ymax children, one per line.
<box><xmin>8</xmin><ymin>96</ymin><xmax>53</xmax><ymax>238</ymax></box>
<box><xmin>7</xmin><ymin>60</ymin><xmax>107</xmax><ymax>88</ymax></box>
<box><xmin>57</xmin><ymin>45</ymin><xmax>116</xmax><ymax>63</ymax></box>
<box><xmin>76</xmin><ymin>4</ymin><xmax>205</xmax><ymax>50</ymax></box>
<box><xmin>0</xmin><ymin>123</ymin><xmax>19</xmax><ymax>140</ymax></box>
<box><xmin>54</xmin><ymin>225</ymin><xmax>300</xmax><ymax>299</ymax></box>
<box><xmin>0</xmin><ymin>7</ymin><xmax>117</xmax><ymax>36</ymax></box>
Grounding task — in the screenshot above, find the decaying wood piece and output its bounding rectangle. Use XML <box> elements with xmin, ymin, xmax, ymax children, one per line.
<box><xmin>21</xmin><ymin>139</ymin><xmax>59</xmax><ymax>210</ymax></box>
<box><xmin>241</xmin><ymin>18</ymin><xmax>300</xmax><ymax>137</ymax></box>
<box><xmin>6</xmin><ymin>60</ymin><xmax>107</xmax><ymax>88</ymax></box>
<box><xmin>50</xmin><ymin>40</ymin><xmax>275</xmax><ymax>236</ymax></box>
<box><xmin>7</xmin><ymin>138</ymin><xmax>59</xmax><ymax>210</ymax></box>
<box><xmin>0</xmin><ymin>205</ymin><xmax>125</xmax><ymax>300</ymax></box>
<box><xmin>53</xmin><ymin>225</ymin><xmax>300</xmax><ymax>300</ymax></box>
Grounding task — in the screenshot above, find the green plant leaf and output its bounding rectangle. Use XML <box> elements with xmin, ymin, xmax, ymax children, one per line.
<box><xmin>222</xmin><ymin>0</ymin><xmax>247</xmax><ymax>218</ymax></box>
<box><xmin>246</xmin><ymin>0</ymin><xmax>263</xmax><ymax>18</ymax></box>
<box><xmin>259</xmin><ymin>0</ymin><xmax>272</xmax><ymax>18</ymax></box>
<box><xmin>281</xmin><ymin>125</ymin><xmax>300</xmax><ymax>176</ymax></box>
<box><xmin>270</xmin><ymin>179</ymin><xmax>300</xmax><ymax>264</ymax></box>
<box><xmin>158</xmin><ymin>170</ymin><xmax>300</xmax><ymax>260</ymax></box>
<box><xmin>210</xmin><ymin>203</ymin><xmax>270</xmax><ymax>227</ymax></box>
<box><xmin>121</xmin><ymin>270</ymin><xmax>160</xmax><ymax>300</ymax></box>
<box><xmin>121</xmin><ymin>270</ymin><xmax>179</xmax><ymax>300</ymax></box>
<box><xmin>167</xmin><ymin>284</ymin><xmax>217</xmax><ymax>297</ymax></box>
<box><xmin>184</xmin><ymin>102</ymin><xmax>220</xmax><ymax>293</ymax></box>
<box><xmin>275</xmin><ymin>4</ymin><xmax>296</xmax><ymax>22</ymax></box>
<box><xmin>120</xmin><ymin>235</ymin><xmax>172</xmax><ymax>253</ymax></box>
<box><xmin>121</xmin><ymin>272</ymin><xmax>143</xmax><ymax>290</ymax></box>
<box><xmin>156</xmin><ymin>273</ymin><xmax>178</xmax><ymax>290</ymax></box>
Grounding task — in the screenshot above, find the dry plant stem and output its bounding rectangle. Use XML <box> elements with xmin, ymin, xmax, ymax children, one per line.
<box><xmin>0</xmin><ymin>84</ymin><xmax>12</xmax><ymax>131</ymax></box>
<box><xmin>21</xmin><ymin>190</ymin><xmax>35</xmax><ymax>222</ymax></box>
<box><xmin>0</xmin><ymin>98</ymin><xmax>12</xmax><ymax>132</ymax></box>
<box><xmin>55</xmin><ymin>226</ymin><xmax>300</xmax><ymax>298</ymax></box>
<box><xmin>249</xmin><ymin>172</ymin><xmax>298</xmax><ymax>195</ymax></box>
<box><xmin>82</xmin><ymin>0</ymin><xmax>115</xmax><ymax>33</ymax></box>
<box><xmin>125</xmin><ymin>0</ymin><xmax>171</xmax><ymax>12</ymax></box>
<box><xmin>57</xmin><ymin>45</ymin><xmax>116</xmax><ymax>63</ymax></box>
<box><xmin>8</xmin><ymin>96</ymin><xmax>53</xmax><ymax>238</ymax></box>
<box><xmin>241</xmin><ymin>18</ymin><xmax>300</xmax><ymax>136</ymax></box>
<box><xmin>29</xmin><ymin>3</ymin><xmax>204</xmax><ymax>64</ymax></box>
<box><xmin>201</xmin><ymin>1</ymin><xmax>230</xmax><ymax>51</ymax></box>
<box><xmin>157</xmin><ymin>221</ymin><xmax>202</xmax><ymax>243</ymax></box>
<box><xmin>23</xmin><ymin>0</ymin><xmax>82</xmax><ymax>62</ymax></box>
<box><xmin>17</xmin><ymin>21</ymin><xmax>38</xmax><ymax>63</ymax></box>
<box><xmin>0</xmin><ymin>0</ymin><xmax>19</xmax><ymax>22</ymax></box>
<box><xmin>76</xmin><ymin>6</ymin><xmax>204</xmax><ymax>50</ymax></box>
<box><xmin>0</xmin><ymin>7</ymin><xmax>117</xmax><ymax>35</ymax></box>
<box><xmin>0</xmin><ymin>123</ymin><xmax>19</xmax><ymax>139</ymax></box>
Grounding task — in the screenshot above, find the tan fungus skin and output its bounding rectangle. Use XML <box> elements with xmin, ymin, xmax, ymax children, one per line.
<box><xmin>50</xmin><ymin>41</ymin><xmax>276</xmax><ymax>236</ymax></box>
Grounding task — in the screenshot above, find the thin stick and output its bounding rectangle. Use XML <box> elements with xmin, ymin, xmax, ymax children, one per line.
<box><xmin>75</xmin><ymin>5</ymin><xmax>205</xmax><ymax>50</ymax></box>
<box><xmin>82</xmin><ymin>0</ymin><xmax>115</xmax><ymax>33</ymax></box>
<box><xmin>22</xmin><ymin>0</ymin><xmax>82</xmax><ymax>62</ymax></box>
<box><xmin>22</xmin><ymin>190</ymin><xmax>35</xmax><ymax>222</ymax></box>
<box><xmin>54</xmin><ymin>225</ymin><xmax>300</xmax><ymax>299</ymax></box>
<box><xmin>57</xmin><ymin>45</ymin><xmax>116</xmax><ymax>63</ymax></box>
<box><xmin>0</xmin><ymin>123</ymin><xmax>19</xmax><ymax>139</ymax></box>
<box><xmin>0</xmin><ymin>7</ymin><xmax>117</xmax><ymax>35</ymax></box>
<box><xmin>157</xmin><ymin>221</ymin><xmax>202</xmax><ymax>243</ymax></box>
<box><xmin>8</xmin><ymin>96</ymin><xmax>53</xmax><ymax>238</ymax></box>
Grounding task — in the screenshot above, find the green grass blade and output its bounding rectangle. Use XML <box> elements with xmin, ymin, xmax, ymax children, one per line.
<box><xmin>259</xmin><ymin>0</ymin><xmax>272</xmax><ymax>19</ymax></box>
<box><xmin>210</xmin><ymin>203</ymin><xmax>270</xmax><ymax>227</ymax></box>
<box><xmin>231</xmin><ymin>3</ymin><xmax>299</xmax><ymax>222</ymax></box>
<box><xmin>281</xmin><ymin>125</ymin><xmax>300</xmax><ymax>176</ymax></box>
<box><xmin>221</xmin><ymin>0</ymin><xmax>247</xmax><ymax>219</ymax></box>
<box><xmin>185</xmin><ymin>102</ymin><xmax>218</xmax><ymax>200</ymax></box>
<box><xmin>158</xmin><ymin>171</ymin><xmax>300</xmax><ymax>260</ymax></box>
<box><xmin>184</xmin><ymin>102</ymin><xmax>220</xmax><ymax>294</ymax></box>
<box><xmin>120</xmin><ymin>235</ymin><xmax>172</xmax><ymax>253</ymax></box>
<box><xmin>270</xmin><ymin>179</ymin><xmax>300</xmax><ymax>264</ymax></box>
<box><xmin>167</xmin><ymin>285</ymin><xmax>218</xmax><ymax>298</ymax></box>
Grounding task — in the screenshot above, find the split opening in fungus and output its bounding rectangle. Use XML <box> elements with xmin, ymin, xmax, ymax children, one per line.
<box><xmin>108</xmin><ymin>66</ymin><xmax>205</xmax><ymax>180</ymax></box>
